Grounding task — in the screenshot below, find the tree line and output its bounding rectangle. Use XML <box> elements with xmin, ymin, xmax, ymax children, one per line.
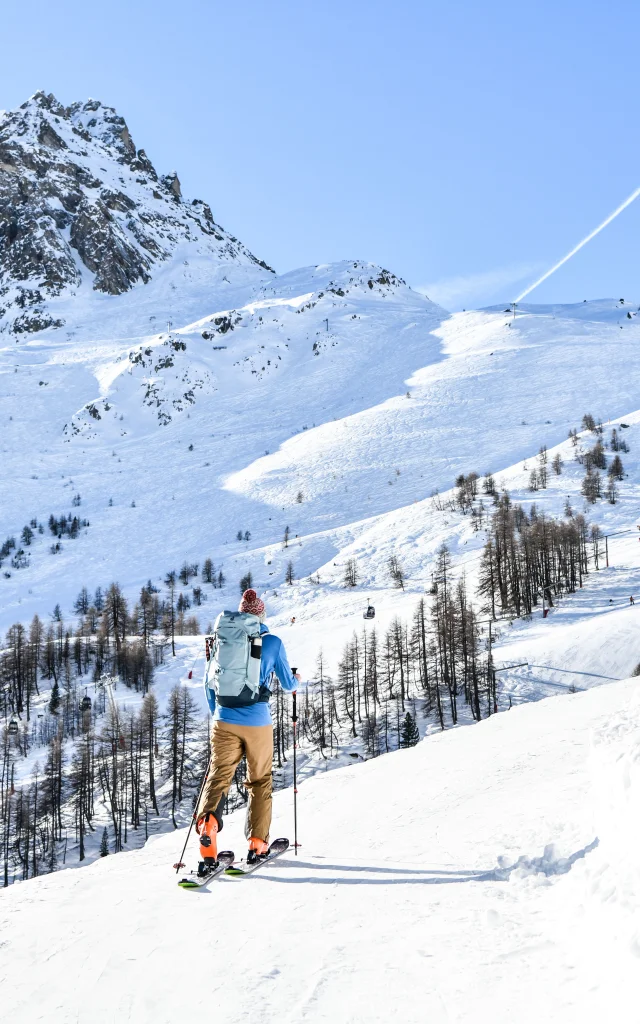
<box><xmin>0</xmin><ymin>412</ymin><xmax>631</xmax><ymax>883</ymax></box>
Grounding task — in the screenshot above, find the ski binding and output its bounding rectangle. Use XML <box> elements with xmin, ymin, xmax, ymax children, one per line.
<box><xmin>224</xmin><ymin>838</ymin><xmax>289</xmax><ymax>876</ymax></box>
<box><xmin>178</xmin><ymin>850</ymin><xmax>235</xmax><ymax>889</ymax></box>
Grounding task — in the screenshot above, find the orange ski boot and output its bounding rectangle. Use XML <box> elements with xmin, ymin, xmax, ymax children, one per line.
<box><xmin>196</xmin><ymin>813</ymin><xmax>218</xmax><ymax>867</ymax></box>
<box><xmin>247</xmin><ymin>837</ymin><xmax>269</xmax><ymax>866</ymax></box>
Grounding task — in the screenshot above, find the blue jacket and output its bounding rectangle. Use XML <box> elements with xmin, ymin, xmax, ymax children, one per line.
<box><xmin>205</xmin><ymin>624</ymin><xmax>297</xmax><ymax>726</ymax></box>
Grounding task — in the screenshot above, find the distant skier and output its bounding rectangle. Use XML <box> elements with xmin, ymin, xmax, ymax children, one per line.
<box><xmin>196</xmin><ymin>589</ymin><xmax>299</xmax><ymax>867</ymax></box>
<box><xmin>631</xmin><ymin>595</ymin><xmax>635</xmax><ymax>605</ymax></box>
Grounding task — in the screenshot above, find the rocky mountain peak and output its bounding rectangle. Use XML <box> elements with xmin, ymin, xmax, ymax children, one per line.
<box><xmin>0</xmin><ymin>92</ymin><xmax>272</xmax><ymax>335</ymax></box>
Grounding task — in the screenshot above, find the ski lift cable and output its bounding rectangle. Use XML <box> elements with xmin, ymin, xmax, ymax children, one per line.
<box><xmin>514</xmin><ymin>184</ymin><xmax>640</xmax><ymax>305</ymax></box>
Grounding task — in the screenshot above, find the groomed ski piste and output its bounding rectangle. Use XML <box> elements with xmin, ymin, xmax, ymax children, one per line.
<box><xmin>1</xmin><ymin>673</ymin><xmax>639</xmax><ymax>1023</ymax></box>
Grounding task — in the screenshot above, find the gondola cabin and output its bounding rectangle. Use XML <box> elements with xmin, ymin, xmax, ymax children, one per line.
<box><xmin>363</xmin><ymin>603</ymin><xmax>376</xmax><ymax>620</ymax></box>
<box><xmin>8</xmin><ymin>718</ymin><xmax>19</xmax><ymax>736</ymax></box>
<box><xmin>81</xmin><ymin>694</ymin><xmax>92</xmax><ymax>712</ymax></box>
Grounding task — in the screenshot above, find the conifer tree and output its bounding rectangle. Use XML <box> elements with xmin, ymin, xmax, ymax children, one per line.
<box><xmin>344</xmin><ymin>558</ymin><xmax>359</xmax><ymax>587</ymax></box>
<box><xmin>74</xmin><ymin>587</ymin><xmax>90</xmax><ymax>615</ymax></box>
<box><xmin>581</xmin><ymin>413</ymin><xmax>596</xmax><ymax>432</ymax></box>
<box><xmin>388</xmin><ymin>555</ymin><xmax>405</xmax><ymax>589</ymax></box>
<box><xmin>609</xmin><ymin>454</ymin><xmax>624</xmax><ymax>481</ymax></box>
<box><xmin>100</xmin><ymin>827</ymin><xmax>109</xmax><ymax>857</ymax></box>
<box><xmin>400</xmin><ymin>711</ymin><xmax>420</xmax><ymax>748</ymax></box>
<box><xmin>49</xmin><ymin>680</ymin><xmax>60</xmax><ymax>715</ymax></box>
<box><xmin>164</xmin><ymin>571</ymin><xmax>177</xmax><ymax>657</ymax></box>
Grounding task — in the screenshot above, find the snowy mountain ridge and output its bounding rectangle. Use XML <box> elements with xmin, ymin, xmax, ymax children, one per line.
<box><xmin>0</xmin><ymin>91</ymin><xmax>271</xmax><ymax>335</ymax></box>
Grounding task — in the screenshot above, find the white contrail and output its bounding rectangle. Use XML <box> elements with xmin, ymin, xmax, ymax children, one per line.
<box><xmin>514</xmin><ymin>185</ymin><xmax>640</xmax><ymax>304</ymax></box>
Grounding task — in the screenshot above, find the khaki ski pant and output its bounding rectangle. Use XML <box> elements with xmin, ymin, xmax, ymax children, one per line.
<box><xmin>198</xmin><ymin>720</ymin><xmax>273</xmax><ymax>842</ymax></box>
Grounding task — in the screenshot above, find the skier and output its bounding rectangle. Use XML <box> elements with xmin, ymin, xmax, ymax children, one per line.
<box><xmin>196</xmin><ymin>589</ymin><xmax>300</xmax><ymax>866</ymax></box>
<box><xmin>631</xmin><ymin>595</ymin><xmax>635</xmax><ymax>605</ymax></box>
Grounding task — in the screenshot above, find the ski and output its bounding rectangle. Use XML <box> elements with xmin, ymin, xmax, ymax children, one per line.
<box><xmin>178</xmin><ymin>850</ymin><xmax>235</xmax><ymax>889</ymax></box>
<box><xmin>224</xmin><ymin>837</ymin><xmax>289</xmax><ymax>877</ymax></box>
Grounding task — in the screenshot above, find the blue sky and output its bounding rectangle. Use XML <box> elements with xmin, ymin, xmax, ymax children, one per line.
<box><xmin>2</xmin><ymin>0</ymin><xmax>640</xmax><ymax>309</ymax></box>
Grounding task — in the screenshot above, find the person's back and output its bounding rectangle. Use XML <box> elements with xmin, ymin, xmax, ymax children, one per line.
<box><xmin>196</xmin><ymin>589</ymin><xmax>299</xmax><ymax>871</ymax></box>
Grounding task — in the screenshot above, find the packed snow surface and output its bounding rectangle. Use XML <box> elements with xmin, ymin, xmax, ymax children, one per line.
<box><xmin>2</xmin><ymin>676</ymin><xmax>640</xmax><ymax>1023</ymax></box>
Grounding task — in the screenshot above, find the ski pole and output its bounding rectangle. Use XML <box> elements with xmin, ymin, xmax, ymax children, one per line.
<box><xmin>292</xmin><ymin>683</ymin><xmax>299</xmax><ymax>856</ymax></box>
<box><xmin>173</xmin><ymin>755</ymin><xmax>211</xmax><ymax>872</ymax></box>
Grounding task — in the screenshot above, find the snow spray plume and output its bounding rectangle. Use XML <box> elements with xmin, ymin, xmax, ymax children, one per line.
<box><xmin>514</xmin><ymin>185</ymin><xmax>640</xmax><ymax>304</ymax></box>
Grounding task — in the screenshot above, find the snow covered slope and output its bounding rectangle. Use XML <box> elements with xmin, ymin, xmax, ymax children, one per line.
<box><xmin>267</xmin><ymin>402</ymin><xmax>640</xmax><ymax>689</ymax></box>
<box><xmin>2</xmin><ymin>675</ymin><xmax>639</xmax><ymax>1023</ymax></box>
<box><xmin>0</xmin><ymin>255</ymin><xmax>446</xmax><ymax>629</ymax></box>
<box><xmin>4</xmin><ymin>285</ymin><xmax>640</xmax><ymax>639</ymax></box>
<box><xmin>4</xmin><ymin>96</ymin><xmax>640</xmax><ymax>661</ymax></box>
<box><xmin>227</xmin><ymin>301</ymin><xmax>640</xmax><ymax>522</ymax></box>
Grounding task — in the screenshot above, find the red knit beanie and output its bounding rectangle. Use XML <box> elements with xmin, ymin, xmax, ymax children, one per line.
<box><xmin>239</xmin><ymin>589</ymin><xmax>265</xmax><ymax>617</ymax></box>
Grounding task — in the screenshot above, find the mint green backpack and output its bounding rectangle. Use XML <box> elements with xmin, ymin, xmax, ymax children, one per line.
<box><xmin>204</xmin><ymin>611</ymin><xmax>263</xmax><ymax>707</ymax></box>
